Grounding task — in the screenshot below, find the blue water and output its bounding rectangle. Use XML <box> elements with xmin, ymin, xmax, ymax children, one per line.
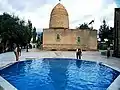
<box><xmin>0</xmin><ymin>58</ymin><xmax>120</xmax><ymax>90</ymax></box>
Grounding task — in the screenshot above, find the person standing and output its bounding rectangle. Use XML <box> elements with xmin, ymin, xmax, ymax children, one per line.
<box><xmin>14</xmin><ymin>45</ymin><xmax>19</xmax><ymax>61</ymax></box>
<box><xmin>107</xmin><ymin>47</ymin><xmax>110</xmax><ymax>58</ymax></box>
<box><xmin>18</xmin><ymin>45</ymin><xmax>21</xmax><ymax>56</ymax></box>
<box><xmin>76</xmin><ymin>48</ymin><xmax>82</xmax><ymax>59</ymax></box>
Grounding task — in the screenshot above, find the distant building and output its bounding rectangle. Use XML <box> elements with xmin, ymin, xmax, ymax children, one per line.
<box><xmin>43</xmin><ymin>3</ymin><xmax>97</xmax><ymax>51</ymax></box>
<box><xmin>113</xmin><ymin>8</ymin><xmax>120</xmax><ymax>57</ymax></box>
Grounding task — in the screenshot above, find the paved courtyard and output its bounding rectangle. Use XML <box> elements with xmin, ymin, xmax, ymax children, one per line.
<box><xmin>0</xmin><ymin>49</ymin><xmax>120</xmax><ymax>90</ymax></box>
<box><xmin>0</xmin><ymin>49</ymin><xmax>120</xmax><ymax>70</ymax></box>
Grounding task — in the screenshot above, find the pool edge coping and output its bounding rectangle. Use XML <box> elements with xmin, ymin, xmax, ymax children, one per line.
<box><xmin>0</xmin><ymin>62</ymin><xmax>18</xmax><ymax>90</ymax></box>
<box><xmin>0</xmin><ymin>76</ymin><xmax>17</xmax><ymax>90</ymax></box>
<box><xmin>107</xmin><ymin>75</ymin><xmax>120</xmax><ymax>90</ymax></box>
<box><xmin>102</xmin><ymin>63</ymin><xmax>120</xmax><ymax>90</ymax></box>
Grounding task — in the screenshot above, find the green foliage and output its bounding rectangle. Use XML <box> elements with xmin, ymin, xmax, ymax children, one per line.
<box><xmin>0</xmin><ymin>12</ymin><xmax>36</xmax><ymax>51</ymax></box>
<box><xmin>99</xmin><ymin>43</ymin><xmax>108</xmax><ymax>50</ymax></box>
<box><xmin>36</xmin><ymin>32</ymin><xmax>43</xmax><ymax>48</ymax></box>
<box><xmin>32</xmin><ymin>27</ymin><xmax>37</xmax><ymax>43</ymax></box>
<box><xmin>77</xmin><ymin>23</ymin><xmax>90</xmax><ymax>29</ymax></box>
<box><xmin>27</xmin><ymin>20</ymin><xmax>33</xmax><ymax>43</ymax></box>
<box><xmin>99</xmin><ymin>20</ymin><xmax>113</xmax><ymax>45</ymax></box>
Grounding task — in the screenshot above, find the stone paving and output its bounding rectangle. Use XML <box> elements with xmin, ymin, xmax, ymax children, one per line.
<box><xmin>0</xmin><ymin>48</ymin><xmax>120</xmax><ymax>90</ymax></box>
<box><xmin>0</xmin><ymin>49</ymin><xmax>120</xmax><ymax>70</ymax></box>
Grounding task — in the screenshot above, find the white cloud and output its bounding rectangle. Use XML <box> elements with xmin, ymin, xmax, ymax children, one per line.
<box><xmin>0</xmin><ymin>0</ymin><xmax>118</xmax><ymax>32</ymax></box>
<box><xmin>61</xmin><ymin>0</ymin><xmax>117</xmax><ymax>29</ymax></box>
<box><xmin>22</xmin><ymin>4</ymin><xmax>53</xmax><ymax>29</ymax></box>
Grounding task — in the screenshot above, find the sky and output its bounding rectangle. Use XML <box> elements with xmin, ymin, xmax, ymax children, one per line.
<box><xmin>0</xmin><ymin>0</ymin><xmax>120</xmax><ymax>32</ymax></box>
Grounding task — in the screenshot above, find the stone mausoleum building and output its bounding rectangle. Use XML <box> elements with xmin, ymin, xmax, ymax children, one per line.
<box><xmin>43</xmin><ymin>3</ymin><xmax>97</xmax><ymax>51</ymax></box>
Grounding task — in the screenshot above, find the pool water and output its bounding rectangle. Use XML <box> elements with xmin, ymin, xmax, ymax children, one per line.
<box><xmin>0</xmin><ymin>58</ymin><xmax>120</xmax><ymax>90</ymax></box>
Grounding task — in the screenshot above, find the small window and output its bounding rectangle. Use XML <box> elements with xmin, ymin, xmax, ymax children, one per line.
<box><xmin>57</xmin><ymin>34</ymin><xmax>60</xmax><ymax>40</ymax></box>
<box><xmin>56</xmin><ymin>34</ymin><xmax>60</xmax><ymax>41</ymax></box>
<box><xmin>77</xmin><ymin>37</ymin><xmax>80</xmax><ymax>43</ymax></box>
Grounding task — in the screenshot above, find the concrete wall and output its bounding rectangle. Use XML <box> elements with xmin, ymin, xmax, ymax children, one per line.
<box><xmin>43</xmin><ymin>28</ymin><xmax>97</xmax><ymax>51</ymax></box>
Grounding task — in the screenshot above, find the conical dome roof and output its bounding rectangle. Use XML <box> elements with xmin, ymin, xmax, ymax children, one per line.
<box><xmin>49</xmin><ymin>3</ymin><xmax>69</xmax><ymax>29</ymax></box>
<box><xmin>51</xmin><ymin>3</ymin><xmax>68</xmax><ymax>16</ymax></box>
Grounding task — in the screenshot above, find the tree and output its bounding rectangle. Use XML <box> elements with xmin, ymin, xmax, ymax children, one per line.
<box><xmin>26</xmin><ymin>20</ymin><xmax>33</xmax><ymax>52</ymax></box>
<box><xmin>108</xmin><ymin>27</ymin><xmax>114</xmax><ymax>43</ymax></box>
<box><xmin>27</xmin><ymin>20</ymin><xmax>33</xmax><ymax>43</ymax></box>
<box><xmin>77</xmin><ymin>23</ymin><xmax>90</xmax><ymax>29</ymax></box>
<box><xmin>40</xmin><ymin>32</ymin><xmax>43</xmax><ymax>44</ymax></box>
<box><xmin>99</xmin><ymin>20</ymin><xmax>113</xmax><ymax>46</ymax></box>
<box><xmin>36</xmin><ymin>32</ymin><xmax>43</xmax><ymax>48</ymax></box>
<box><xmin>0</xmin><ymin>12</ymin><xmax>34</xmax><ymax>52</ymax></box>
<box><xmin>32</xmin><ymin>27</ymin><xmax>37</xmax><ymax>43</ymax></box>
<box><xmin>0</xmin><ymin>13</ymin><xmax>18</xmax><ymax>51</ymax></box>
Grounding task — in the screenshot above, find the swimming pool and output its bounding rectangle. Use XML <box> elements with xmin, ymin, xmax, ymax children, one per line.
<box><xmin>0</xmin><ymin>58</ymin><xmax>119</xmax><ymax>90</ymax></box>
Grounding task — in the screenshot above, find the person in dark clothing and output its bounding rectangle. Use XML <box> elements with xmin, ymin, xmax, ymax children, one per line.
<box><xmin>76</xmin><ymin>48</ymin><xmax>82</xmax><ymax>59</ymax></box>
<box><xmin>18</xmin><ymin>46</ymin><xmax>21</xmax><ymax>56</ymax></box>
<box><xmin>107</xmin><ymin>47</ymin><xmax>110</xmax><ymax>58</ymax></box>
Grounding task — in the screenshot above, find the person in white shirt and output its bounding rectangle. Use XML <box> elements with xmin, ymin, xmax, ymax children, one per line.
<box><xmin>18</xmin><ymin>45</ymin><xmax>21</xmax><ymax>56</ymax></box>
<box><xmin>14</xmin><ymin>46</ymin><xmax>19</xmax><ymax>61</ymax></box>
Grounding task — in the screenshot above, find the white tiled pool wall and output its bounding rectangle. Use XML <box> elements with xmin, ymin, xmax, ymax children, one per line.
<box><xmin>0</xmin><ymin>76</ymin><xmax>17</xmax><ymax>90</ymax></box>
<box><xmin>103</xmin><ymin>63</ymin><xmax>120</xmax><ymax>90</ymax></box>
<box><xmin>0</xmin><ymin>63</ymin><xmax>17</xmax><ymax>90</ymax></box>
